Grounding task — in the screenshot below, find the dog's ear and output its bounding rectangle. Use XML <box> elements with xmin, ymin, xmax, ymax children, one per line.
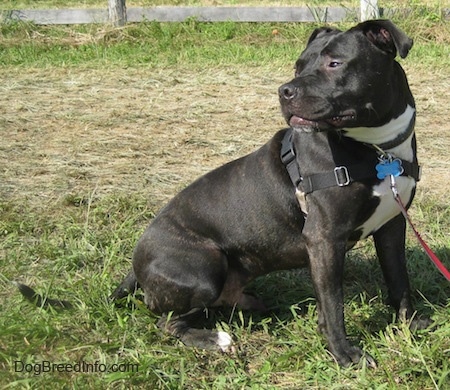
<box><xmin>354</xmin><ymin>19</ymin><xmax>413</xmax><ymax>58</ymax></box>
<box><xmin>306</xmin><ymin>27</ymin><xmax>340</xmax><ymax>46</ymax></box>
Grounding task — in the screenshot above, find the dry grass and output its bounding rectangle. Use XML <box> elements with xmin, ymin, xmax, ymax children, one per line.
<box><xmin>1</xmin><ymin>66</ymin><xmax>287</xmax><ymax>211</ymax></box>
<box><xmin>1</xmin><ymin>64</ymin><xmax>449</xmax><ymax>214</ymax></box>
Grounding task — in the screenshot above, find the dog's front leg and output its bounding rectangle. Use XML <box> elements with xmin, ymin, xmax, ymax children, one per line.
<box><xmin>303</xmin><ymin>218</ymin><xmax>376</xmax><ymax>368</ymax></box>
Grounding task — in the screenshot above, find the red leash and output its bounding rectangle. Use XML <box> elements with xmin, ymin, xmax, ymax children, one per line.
<box><xmin>390</xmin><ymin>176</ymin><xmax>450</xmax><ymax>281</ymax></box>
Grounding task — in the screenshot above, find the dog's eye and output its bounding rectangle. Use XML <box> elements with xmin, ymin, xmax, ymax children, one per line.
<box><xmin>328</xmin><ymin>60</ymin><xmax>343</xmax><ymax>68</ymax></box>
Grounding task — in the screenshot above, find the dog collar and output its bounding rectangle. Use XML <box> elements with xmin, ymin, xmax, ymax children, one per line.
<box><xmin>340</xmin><ymin>108</ymin><xmax>416</xmax><ymax>150</ymax></box>
<box><xmin>280</xmin><ymin>128</ymin><xmax>421</xmax><ymax>194</ymax></box>
<box><xmin>375</xmin><ymin>112</ymin><xmax>416</xmax><ymax>150</ymax></box>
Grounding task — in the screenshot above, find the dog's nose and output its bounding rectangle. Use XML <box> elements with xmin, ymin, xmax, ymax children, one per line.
<box><xmin>278</xmin><ymin>83</ymin><xmax>297</xmax><ymax>100</ymax></box>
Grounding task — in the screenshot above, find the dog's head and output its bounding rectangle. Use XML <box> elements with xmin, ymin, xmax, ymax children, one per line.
<box><xmin>279</xmin><ymin>20</ymin><xmax>414</xmax><ymax>132</ymax></box>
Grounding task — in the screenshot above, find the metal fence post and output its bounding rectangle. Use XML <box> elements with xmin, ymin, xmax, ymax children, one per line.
<box><xmin>361</xmin><ymin>0</ymin><xmax>379</xmax><ymax>21</ymax></box>
<box><xmin>108</xmin><ymin>0</ymin><xmax>127</xmax><ymax>26</ymax></box>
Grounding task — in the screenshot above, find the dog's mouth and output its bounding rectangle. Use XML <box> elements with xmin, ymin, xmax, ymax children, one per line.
<box><xmin>289</xmin><ymin>110</ymin><xmax>356</xmax><ymax>131</ymax></box>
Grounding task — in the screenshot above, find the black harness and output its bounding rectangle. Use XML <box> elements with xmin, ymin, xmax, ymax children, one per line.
<box><xmin>280</xmin><ymin>127</ymin><xmax>421</xmax><ymax>194</ymax></box>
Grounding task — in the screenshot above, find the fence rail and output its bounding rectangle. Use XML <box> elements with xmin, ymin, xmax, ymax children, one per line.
<box><xmin>1</xmin><ymin>6</ymin><xmax>449</xmax><ymax>25</ymax></box>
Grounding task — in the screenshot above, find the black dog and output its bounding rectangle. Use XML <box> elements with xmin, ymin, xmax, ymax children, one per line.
<box><xmin>109</xmin><ymin>20</ymin><xmax>430</xmax><ymax>367</ymax></box>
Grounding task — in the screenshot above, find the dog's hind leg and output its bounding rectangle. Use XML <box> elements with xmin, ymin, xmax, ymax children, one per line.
<box><xmin>135</xmin><ymin>241</ymin><xmax>236</xmax><ymax>350</ymax></box>
<box><xmin>151</xmin><ymin>268</ymin><xmax>262</xmax><ymax>351</ymax></box>
<box><xmin>157</xmin><ymin>309</ymin><xmax>233</xmax><ymax>352</ymax></box>
<box><xmin>110</xmin><ymin>269</ymin><xmax>140</xmax><ymax>300</ymax></box>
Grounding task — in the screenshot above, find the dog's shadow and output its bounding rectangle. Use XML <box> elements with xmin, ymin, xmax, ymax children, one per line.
<box><xmin>204</xmin><ymin>245</ymin><xmax>450</xmax><ymax>337</ymax></box>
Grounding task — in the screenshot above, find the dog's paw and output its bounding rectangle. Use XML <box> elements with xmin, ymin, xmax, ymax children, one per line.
<box><xmin>398</xmin><ymin>309</ymin><xmax>433</xmax><ymax>331</ymax></box>
<box><xmin>180</xmin><ymin>328</ymin><xmax>234</xmax><ymax>352</ymax></box>
<box><xmin>408</xmin><ymin>316</ymin><xmax>433</xmax><ymax>331</ymax></box>
<box><xmin>216</xmin><ymin>331</ymin><xmax>233</xmax><ymax>352</ymax></box>
<box><xmin>331</xmin><ymin>345</ymin><xmax>377</xmax><ymax>369</ymax></box>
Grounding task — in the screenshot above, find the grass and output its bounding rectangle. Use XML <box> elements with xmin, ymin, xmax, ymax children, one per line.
<box><xmin>1</xmin><ymin>5</ymin><xmax>449</xmax><ymax>68</ymax></box>
<box><xmin>1</xmin><ymin>4</ymin><xmax>450</xmax><ymax>389</ymax></box>
<box><xmin>2</xmin><ymin>194</ymin><xmax>449</xmax><ymax>388</ymax></box>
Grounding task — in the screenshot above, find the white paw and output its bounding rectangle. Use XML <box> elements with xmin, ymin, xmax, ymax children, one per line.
<box><xmin>216</xmin><ymin>331</ymin><xmax>233</xmax><ymax>352</ymax></box>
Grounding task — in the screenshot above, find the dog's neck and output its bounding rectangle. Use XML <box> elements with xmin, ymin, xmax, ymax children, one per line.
<box><xmin>340</xmin><ymin>105</ymin><xmax>416</xmax><ymax>153</ymax></box>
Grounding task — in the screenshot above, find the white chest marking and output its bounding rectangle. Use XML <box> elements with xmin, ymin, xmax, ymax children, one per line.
<box><xmin>344</xmin><ymin>106</ymin><xmax>417</xmax><ymax>238</ymax></box>
<box><xmin>357</xmin><ymin>175</ymin><xmax>415</xmax><ymax>239</ymax></box>
<box><xmin>356</xmin><ymin>125</ymin><xmax>416</xmax><ymax>239</ymax></box>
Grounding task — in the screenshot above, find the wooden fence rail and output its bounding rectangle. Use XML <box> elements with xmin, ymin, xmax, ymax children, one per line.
<box><xmin>1</xmin><ymin>7</ymin><xmax>356</xmax><ymax>25</ymax></box>
<box><xmin>1</xmin><ymin>6</ymin><xmax>449</xmax><ymax>25</ymax></box>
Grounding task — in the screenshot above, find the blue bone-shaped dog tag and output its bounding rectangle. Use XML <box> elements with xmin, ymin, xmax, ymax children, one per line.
<box><xmin>376</xmin><ymin>158</ymin><xmax>404</xmax><ymax>179</ymax></box>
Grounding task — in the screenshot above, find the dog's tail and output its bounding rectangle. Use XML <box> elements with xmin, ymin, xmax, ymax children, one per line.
<box><xmin>109</xmin><ymin>269</ymin><xmax>139</xmax><ymax>301</ymax></box>
<box><xmin>14</xmin><ymin>269</ymin><xmax>139</xmax><ymax>309</ymax></box>
<box><xmin>13</xmin><ymin>281</ymin><xmax>73</xmax><ymax>309</ymax></box>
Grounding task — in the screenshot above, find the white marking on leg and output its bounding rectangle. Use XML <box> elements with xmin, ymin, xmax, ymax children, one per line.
<box><xmin>216</xmin><ymin>331</ymin><xmax>233</xmax><ymax>352</ymax></box>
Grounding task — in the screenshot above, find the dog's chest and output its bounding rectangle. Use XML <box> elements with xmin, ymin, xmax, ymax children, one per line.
<box><xmin>295</xmin><ymin>129</ymin><xmax>417</xmax><ymax>241</ymax></box>
<box><xmin>357</xmin><ymin>175</ymin><xmax>414</xmax><ymax>239</ymax></box>
<box><xmin>356</xmin><ymin>132</ymin><xmax>416</xmax><ymax>239</ymax></box>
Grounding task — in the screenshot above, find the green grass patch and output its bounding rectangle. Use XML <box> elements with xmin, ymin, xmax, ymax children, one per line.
<box><xmin>1</xmin><ymin>193</ymin><xmax>449</xmax><ymax>388</ymax></box>
<box><xmin>0</xmin><ymin>21</ymin><xmax>312</xmax><ymax>68</ymax></box>
<box><xmin>1</xmin><ymin>17</ymin><xmax>449</xmax><ymax>69</ymax></box>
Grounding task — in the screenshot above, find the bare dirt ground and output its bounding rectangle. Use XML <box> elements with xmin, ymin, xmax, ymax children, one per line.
<box><xmin>1</xmin><ymin>65</ymin><xmax>449</xmax><ymax>214</ymax></box>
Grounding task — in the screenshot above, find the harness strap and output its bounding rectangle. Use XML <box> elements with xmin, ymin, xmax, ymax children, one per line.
<box><xmin>301</xmin><ymin>164</ymin><xmax>377</xmax><ymax>194</ymax></box>
<box><xmin>300</xmin><ymin>160</ymin><xmax>421</xmax><ymax>194</ymax></box>
<box><xmin>280</xmin><ymin>128</ymin><xmax>302</xmax><ymax>187</ymax></box>
<box><xmin>280</xmin><ymin>128</ymin><xmax>421</xmax><ymax>194</ymax></box>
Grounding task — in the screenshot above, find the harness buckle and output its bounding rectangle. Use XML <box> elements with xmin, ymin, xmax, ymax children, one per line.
<box><xmin>334</xmin><ymin>166</ymin><xmax>351</xmax><ymax>186</ymax></box>
<box><xmin>280</xmin><ymin>147</ymin><xmax>295</xmax><ymax>165</ymax></box>
<box><xmin>280</xmin><ymin>131</ymin><xmax>296</xmax><ymax>165</ymax></box>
